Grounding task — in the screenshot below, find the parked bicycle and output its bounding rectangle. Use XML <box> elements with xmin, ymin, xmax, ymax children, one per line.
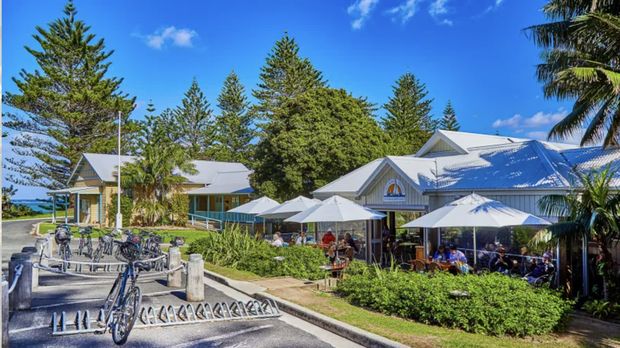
<box><xmin>100</xmin><ymin>236</ymin><xmax>149</xmax><ymax>345</ymax></box>
<box><xmin>77</xmin><ymin>226</ymin><xmax>94</xmax><ymax>257</ymax></box>
<box><xmin>92</xmin><ymin>231</ymin><xmax>117</xmax><ymax>268</ymax></box>
<box><xmin>54</xmin><ymin>224</ymin><xmax>72</xmax><ymax>272</ymax></box>
<box><xmin>170</xmin><ymin>236</ymin><xmax>185</xmax><ymax>248</ymax></box>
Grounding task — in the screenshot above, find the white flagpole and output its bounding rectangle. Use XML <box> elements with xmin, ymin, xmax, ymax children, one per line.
<box><xmin>115</xmin><ymin>111</ymin><xmax>123</xmax><ymax>232</ymax></box>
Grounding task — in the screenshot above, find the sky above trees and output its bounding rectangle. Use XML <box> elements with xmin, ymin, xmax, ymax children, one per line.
<box><xmin>4</xmin><ymin>0</ymin><xmax>573</xmax><ymax>198</ymax></box>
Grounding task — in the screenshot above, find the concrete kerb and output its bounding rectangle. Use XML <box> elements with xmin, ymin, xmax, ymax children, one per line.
<box><xmin>202</xmin><ymin>269</ymin><xmax>407</xmax><ymax>348</ymax></box>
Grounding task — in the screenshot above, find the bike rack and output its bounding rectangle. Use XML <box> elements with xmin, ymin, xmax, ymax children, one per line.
<box><xmin>50</xmin><ymin>299</ymin><xmax>281</xmax><ymax>336</ymax></box>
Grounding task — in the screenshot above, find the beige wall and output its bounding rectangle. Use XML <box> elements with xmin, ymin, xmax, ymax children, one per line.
<box><xmin>362</xmin><ymin>164</ymin><xmax>429</xmax><ymax>211</ymax></box>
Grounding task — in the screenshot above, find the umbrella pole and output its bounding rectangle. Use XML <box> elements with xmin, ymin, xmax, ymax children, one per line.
<box><xmin>473</xmin><ymin>226</ymin><xmax>477</xmax><ymax>267</ymax></box>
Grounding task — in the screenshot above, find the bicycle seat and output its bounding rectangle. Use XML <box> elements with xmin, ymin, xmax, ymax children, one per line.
<box><xmin>150</xmin><ymin>235</ymin><xmax>163</xmax><ymax>243</ymax></box>
<box><xmin>78</xmin><ymin>227</ymin><xmax>93</xmax><ymax>235</ymax></box>
<box><xmin>134</xmin><ymin>261</ymin><xmax>151</xmax><ymax>272</ymax></box>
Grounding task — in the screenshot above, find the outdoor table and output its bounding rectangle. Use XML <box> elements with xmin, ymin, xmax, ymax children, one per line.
<box><xmin>409</xmin><ymin>259</ymin><xmax>452</xmax><ymax>272</ymax></box>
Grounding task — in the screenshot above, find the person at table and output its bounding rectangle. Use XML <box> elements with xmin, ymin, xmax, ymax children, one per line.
<box><xmin>490</xmin><ymin>247</ymin><xmax>511</xmax><ymax>274</ymax></box>
<box><xmin>343</xmin><ymin>232</ymin><xmax>359</xmax><ymax>260</ymax></box>
<box><xmin>271</xmin><ymin>231</ymin><xmax>285</xmax><ymax>247</ymax></box>
<box><xmin>448</xmin><ymin>245</ymin><xmax>467</xmax><ymax>264</ymax></box>
<box><xmin>519</xmin><ymin>246</ymin><xmax>537</xmax><ymax>276</ymax></box>
<box><xmin>296</xmin><ymin>231</ymin><xmax>309</xmax><ymax>245</ymax></box>
<box><xmin>525</xmin><ymin>252</ymin><xmax>555</xmax><ymax>284</ymax></box>
<box><xmin>432</xmin><ymin>244</ymin><xmax>450</xmax><ymax>262</ymax></box>
<box><xmin>322</xmin><ymin>228</ymin><xmax>336</xmax><ymax>245</ymax></box>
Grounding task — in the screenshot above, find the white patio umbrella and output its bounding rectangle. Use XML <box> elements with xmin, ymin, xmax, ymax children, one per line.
<box><xmin>401</xmin><ymin>193</ymin><xmax>551</xmax><ymax>265</ymax></box>
<box><xmin>227</xmin><ymin>196</ymin><xmax>280</xmax><ymax>215</ymax></box>
<box><xmin>258</xmin><ymin>196</ymin><xmax>321</xmax><ymax>219</ymax></box>
<box><xmin>285</xmin><ymin>195</ymin><xmax>385</xmax><ymax>223</ymax></box>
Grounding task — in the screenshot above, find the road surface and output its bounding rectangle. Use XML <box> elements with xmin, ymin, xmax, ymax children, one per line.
<box><xmin>3</xmin><ymin>220</ymin><xmax>361</xmax><ymax>347</ymax></box>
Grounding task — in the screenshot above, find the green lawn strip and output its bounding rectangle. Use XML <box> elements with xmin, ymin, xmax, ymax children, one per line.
<box><xmin>4</xmin><ymin>212</ymin><xmax>67</xmax><ymax>221</ymax></box>
<box><xmin>284</xmin><ymin>291</ymin><xmax>579</xmax><ymax>348</ymax></box>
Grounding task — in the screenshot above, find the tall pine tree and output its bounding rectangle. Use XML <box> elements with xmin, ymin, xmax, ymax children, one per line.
<box><xmin>211</xmin><ymin>71</ymin><xmax>255</xmax><ymax>165</ymax></box>
<box><xmin>382</xmin><ymin>73</ymin><xmax>435</xmax><ymax>155</ymax></box>
<box><xmin>438</xmin><ymin>100</ymin><xmax>460</xmax><ymax>131</ymax></box>
<box><xmin>172</xmin><ymin>78</ymin><xmax>215</xmax><ymax>159</ymax></box>
<box><xmin>253</xmin><ymin>33</ymin><xmax>326</xmax><ymax>119</ymax></box>
<box><xmin>3</xmin><ymin>1</ymin><xmax>137</xmax><ymax>189</ymax></box>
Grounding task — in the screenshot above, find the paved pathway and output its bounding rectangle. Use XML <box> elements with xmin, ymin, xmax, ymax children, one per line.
<box><xmin>2</xmin><ymin>219</ymin><xmax>41</xmax><ymax>269</ymax></box>
<box><xmin>3</xmin><ymin>221</ymin><xmax>360</xmax><ymax>347</ymax></box>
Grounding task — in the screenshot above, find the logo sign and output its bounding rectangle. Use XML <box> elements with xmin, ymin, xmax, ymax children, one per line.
<box><xmin>383</xmin><ymin>179</ymin><xmax>406</xmax><ymax>202</ymax></box>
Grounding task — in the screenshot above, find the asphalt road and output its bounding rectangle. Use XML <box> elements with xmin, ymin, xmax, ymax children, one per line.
<box><xmin>2</xmin><ymin>219</ymin><xmax>41</xmax><ymax>269</ymax></box>
<box><xmin>3</xmin><ymin>220</ymin><xmax>360</xmax><ymax>348</ymax></box>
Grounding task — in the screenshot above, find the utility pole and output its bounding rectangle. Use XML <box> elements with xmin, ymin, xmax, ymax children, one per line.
<box><xmin>115</xmin><ymin>111</ymin><xmax>123</xmax><ymax>232</ymax></box>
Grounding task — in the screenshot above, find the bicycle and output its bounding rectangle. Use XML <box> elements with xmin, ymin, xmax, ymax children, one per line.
<box><xmin>100</xmin><ymin>236</ymin><xmax>150</xmax><ymax>345</ymax></box>
<box><xmin>77</xmin><ymin>226</ymin><xmax>94</xmax><ymax>257</ymax></box>
<box><xmin>54</xmin><ymin>225</ymin><xmax>72</xmax><ymax>272</ymax></box>
<box><xmin>92</xmin><ymin>232</ymin><xmax>116</xmax><ymax>270</ymax></box>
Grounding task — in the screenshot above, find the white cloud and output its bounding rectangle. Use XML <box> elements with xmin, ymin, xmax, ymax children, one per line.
<box><xmin>483</xmin><ymin>0</ymin><xmax>505</xmax><ymax>14</ymax></box>
<box><xmin>492</xmin><ymin>110</ymin><xmax>568</xmax><ymax>129</ymax></box>
<box><xmin>144</xmin><ymin>26</ymin><xmax>198</xmax><ymax>49</ymax></box>
<box><xmin>388</xmin><ymin>0</ymin><xmax>419</xmax><ymax>24</ymax></box>
<box><xmin>348</xmin><ymin>0</ymin><xmax>380</xmax><ymax>29</ymax></box>
<box><xmin>429</xmin><ymin>0</ymin><xmax>448</xmax><ymax>17</ymax></box>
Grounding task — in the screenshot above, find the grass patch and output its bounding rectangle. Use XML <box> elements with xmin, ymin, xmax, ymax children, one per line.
<box><xmin>272</xmin><ymin>288</ymin><xmax>583</xmax><ymax>348</ymax></box>
<box><xmin>4</xmin><ymin>212</ymin><xmax>72</xmax><ymax>221</ymax></box>
<box><xmin>203</xmin><ymin>262</ymin><xmax>263</xmax><ymax>281</ymax></box>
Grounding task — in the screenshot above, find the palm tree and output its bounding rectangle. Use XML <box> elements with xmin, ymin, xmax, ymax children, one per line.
<box><xmin>527</xmin><ymin>1</ymin><xmax>620</xmax><ymax>147</ymax></box>
<box><xmin>123</xmin><ymin>112</ymin><xmax>197</xmax><ymax>225</ymax></box>
<box><xmin>538</xmin><ymin>166</ymin><xmax>620</xmax><ymax>299</ymax></box>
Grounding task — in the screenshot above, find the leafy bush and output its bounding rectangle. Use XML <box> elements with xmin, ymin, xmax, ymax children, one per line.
<box><xmin>188</xmin><ymin>225</ymin><xmax>326</xmax><ymax>280</ymax></box>
<box><xmin>582</xmin><ymin>300</ymin><xmax>619</xmax><ymax>319</ymax></box>
<box><xmin>108</xmin><ymin>195</ymin><xmax>133</xmax><ymax>226</ymax></box>
<box><xmin>168</xmin><ymin>193</ymin><xmax>189</xmax><ymax>226</ymax></box>
<box><xmin>337</xmin><ymin>270</ymin><xmax>573</xmax><ymax>337</ymax></box>
<box><xmin>3</xmin><ymin>204</ymin><xmax>36</xmax><ymax>218</ymax></box>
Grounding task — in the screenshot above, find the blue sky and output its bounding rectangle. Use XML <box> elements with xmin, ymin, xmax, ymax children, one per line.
<box><xmin>3</xmin><ymin>0</ymin><xmax>572</xmax><ymax>198</ymax></box>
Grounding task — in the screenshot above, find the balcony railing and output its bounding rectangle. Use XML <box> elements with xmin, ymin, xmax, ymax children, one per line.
<box><xmin>193</xmin><ymin>210</ymin><xmax>262</xmax><ymax>224</ymax></box>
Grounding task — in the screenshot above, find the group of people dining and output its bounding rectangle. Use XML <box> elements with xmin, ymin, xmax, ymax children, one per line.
<box><xmin>268</xmin><ymin>228</ymin><xmax>361</xmax><ymax>264</ymax></box>
<box><xmin>431</xmin><ymin>243</ymin><xmax>556</xmax><ymax>284</ymax></box>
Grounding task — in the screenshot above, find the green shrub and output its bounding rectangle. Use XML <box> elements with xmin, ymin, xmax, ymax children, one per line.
<box><xmin>108</xmin><ymin>195</ymin><xmax>133</xmax><ymax>226</ymax></box>
<box><xmin>337</xmin><ymin>270</ymin><xmax>573</xmax><ymax>337</ymax></box>
<box><xmin>168</xmin><ymin>193</ymin><xmax>189</xmax><ymax>226</ymax></box>
<box><xmin>583</xmin><ymin>299</ymin><xmax>619</xmax><ymax>319</ymax></box>
<box><xmin>188</xmin><ymin>225</ymin><xmax>327</xmax><ymax>280</ymax></box>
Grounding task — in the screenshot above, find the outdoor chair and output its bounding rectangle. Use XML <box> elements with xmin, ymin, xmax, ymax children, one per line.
<box><xmin>428</xmin><ymin>262</ymin><xmax>442</xmax><ymax>273</ymax></box>
<box><xmin>412</xmin><ymin>259</ymin><xmax>426</xmax><ymax>273</ymax></box>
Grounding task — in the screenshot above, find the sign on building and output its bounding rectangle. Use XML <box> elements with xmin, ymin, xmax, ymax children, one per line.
<box><xmin>383</xmin><ymin>178</ymin><xmax>406</xmax><ymax>202</ymax></box>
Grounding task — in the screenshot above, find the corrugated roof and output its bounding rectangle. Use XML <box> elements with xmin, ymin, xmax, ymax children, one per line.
<box><xmin>187</xmin><ymin>170</ymin><xmax>254</xmax><ymax>194</ymax></box>
<box><xmin>72</xmin><ymin>153</ymin><xmax>252</xmax><ymax>189</ymax></box>
<box><xmin>312</xmin><ymin>158</ymin><xmax>385</xmax><ymax>194</ymax></box>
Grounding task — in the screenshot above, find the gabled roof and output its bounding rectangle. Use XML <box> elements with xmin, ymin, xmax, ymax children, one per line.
<box><xmin>313</xmin><ymin>130</ymin><xmax>620</xmax><ymax>198</ymax></box>
<box><xmin>416</xmin><ymin>130</ymin><xmax>526</xmax><ymax>157</ymax></box>
<box><xmin>312</xmin><ymin>158</ymin><xmax>385</xmax><ymax>194</ymax></box>
<box><xmin>67</xmin><ymin>153</ymin><xmax>253</xmax><ymax>193</ymax></box>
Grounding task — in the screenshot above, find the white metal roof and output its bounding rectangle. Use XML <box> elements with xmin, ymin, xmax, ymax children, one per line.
<box><xmin>314</xmin><ymin>130</ymin><xmax>620</xmax><ymax>198</ymax></box>
<box><xmin>64</xmin><ymin>153</ymin><xmax>253</xmax><ymax>195</ymax></box>
<box><xmin>48</xmin><ymin>186</ymin><xmax>100</xmax><ymax>195</ymax></box>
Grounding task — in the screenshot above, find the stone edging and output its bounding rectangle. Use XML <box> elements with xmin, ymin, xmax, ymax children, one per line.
<box><xmin>203</xmin><ymin>269</ymin><xmax>407</xmax><ymax>348</ymax></box>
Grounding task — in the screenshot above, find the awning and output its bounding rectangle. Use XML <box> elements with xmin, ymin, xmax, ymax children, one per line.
<box><xmin>227</xmin><ymin>197</ymin><xmax>280</xmax><ymax>215</ymax></box>
<box><xmin>48</xmin><ymin>186</ymin><xmax>100</xmax><ymax>195</ymax></box>
<box><xmin>285</xmin><ymin>195</ymin><xmax>385</xmax><ymax>223</ymax></box>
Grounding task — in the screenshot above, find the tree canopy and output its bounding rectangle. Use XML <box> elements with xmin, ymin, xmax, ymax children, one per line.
<box><xmin>3</xmin><ymin>1</ymin><xmax>138</xmax><ymax>189</ymax></box>
<box><xmin>527</xmin><ymin>0</ymin><xmax>620</xmax><ymax>147</ymax></box>
<box><xmin>172</xmin><ymin>78</ymin><xmax>215</xmax><ymax>158</ymax></box>
<box><xmin>382</xmin><ymin>73</ymin><xmax>435</xmax><ymax>155</ymax></box>
<box><xmin>252</xmin><ymin>87</ymin><xmax>388</xmax><ymax>200</ymax></box>
<box><xmin>438</xmin><ymin>100</ymin><xmax>460</xmax><ymax>131</ymax></box>
<box><xmin>210</xmin><ymin>71</ymin><xmax>255</xmax><ymax>165</ymax></box>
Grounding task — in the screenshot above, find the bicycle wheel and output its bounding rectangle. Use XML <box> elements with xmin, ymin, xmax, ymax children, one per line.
<box><xmin>99</xmin><ymin>273</ymin><xmax>122</xmax><ymax>326</ymax></box>
<box><xmin>78</xmin><ymin>238</ymin><xmax>85</xmax><ymax>255</ymax></box>
<box><xmin>92</xmin><ymin>246</ymin><xmax>103</xmax><ymax>272</ymax></box>
<box><xmin>86</xmin><ymin>239</ymin><xmax>94</xmax><ymax>258</ymax></box>
<box><xmin>112</xmin><ymin>286</ymin><xmax>142</xmax><ymax>345</ymax></box>
<box><xmin>61</xmin><ymin>245</ymin><xmax>70</xmax><ymax>272</ymax></box>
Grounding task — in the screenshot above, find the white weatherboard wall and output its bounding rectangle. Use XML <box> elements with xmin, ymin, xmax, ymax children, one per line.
<box><xmin>362</xmin><ymin>165</ymin><xmax>428</xmax><ymax>211</ymax></box>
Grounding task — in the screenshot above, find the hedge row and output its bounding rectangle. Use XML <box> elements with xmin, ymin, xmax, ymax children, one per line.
<box><xmin>187</xmin><ymin>226</ymin><xmax>326</xmax><ymax>280</ymax></box>
<box><xmin>337</xmin><ymin>268</ymin><xmax>572</xmax><ymax>337</ymax></box>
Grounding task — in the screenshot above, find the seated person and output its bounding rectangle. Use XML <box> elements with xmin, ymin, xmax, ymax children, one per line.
<box><xmin>448</xmin><ymin>244</ymin><xmax>467</xmax><ymax>264</ymax></box>
<box><xmin>322</xmin><ymin>228</ymin><xmax>336</xmax><ymax>245</ymax></box>
<box><xmin>490</xmin><ymin>247</ymin><xmax>512</xmax><ymax>274</ymax></box>
<box><xmin>343</xmin><ymin>232</ymin><xmax>359</xmax><ymax>260</ymax></box>
<box><xmin>271</xmin><ymin>231</ymin><xmax>285</xmax><ymax>247</ymax></box>
<box><xmin>432</xmin><ymin>244</ymin><xmax>450</xmax><ymax>262</ymax></box>
<box><xmin>525</xmin><ymin>252</ymin><xmax>555</xmax><ymax>284</ymax></box>
<box><xmin>296</xmin><ymin>231</ymin><xmax>309</xmax><ymax>246</ymax></box>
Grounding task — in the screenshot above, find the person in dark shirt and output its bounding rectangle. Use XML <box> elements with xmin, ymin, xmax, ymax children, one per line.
<box><xmin>490</xmin><ymin>247</ymin><xmax>512</xmax><ymax>274</ymax></box>
<box><xmin>432</xmin><ymin>244</ymin><xmax>450</xmax><ymax>262</ymax></box>
<box><xmin>526</xmin><ymin>252</ymin><xmax>555</xmax><ymax>284</ymax></box>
